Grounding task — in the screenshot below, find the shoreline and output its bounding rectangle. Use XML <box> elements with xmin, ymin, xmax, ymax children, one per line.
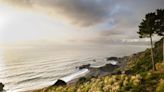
<box><xmin>14</xmin><ymin>69</ymin><xmax>90</xmax><ymax>92</ymax></box>
<box><xmin>7</xmin><ymin>55</ymin><xmax>129</xmax><ymax>92</ymax></box>
<box><xmin>26</xmin><ymin>58</ymin><xmax>124</xmax><ymax>92</ymax></box>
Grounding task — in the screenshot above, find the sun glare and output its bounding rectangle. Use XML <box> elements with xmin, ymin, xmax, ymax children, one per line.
<box><xmin>0</xmin><ymin>4</ymin><xmax>72</xmax><ymax>45</ymax></box>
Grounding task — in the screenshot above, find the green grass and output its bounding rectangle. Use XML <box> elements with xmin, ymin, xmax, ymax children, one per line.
<box><xmin>125</xmin><ymin>37</ymin><xmax>163</xmax><ymax>73</ymax></box>
<box><xmin>35</xmin><ymin>72</ymin><xmax>164</xmax><ymax>92</ymax></box>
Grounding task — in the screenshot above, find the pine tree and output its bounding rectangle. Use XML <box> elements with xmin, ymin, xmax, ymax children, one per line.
<box><xmin>155</xmin><ymin>9</ymin><xmax>164</xmax><ymax>36</ymax></box>
<box><xmin>138</xmin><ymin>13</ymin><xmax>156</xmax><ymax>71</ymax></box>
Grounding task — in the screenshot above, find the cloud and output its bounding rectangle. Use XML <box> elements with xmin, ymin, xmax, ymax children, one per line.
<box><xmin>1</xmin><ymin>0</ymin><xmax>164</xmax><ymax>27</ymax></box>
<box><xmin>99</xmin><ymin>28</ymin><xmax>131</xmax><ymax>37</ymax></box>
<box><xmin>3</xmin><ymin>0</ymin><xmax>164</xmax><ymax>27</ymax></box>
<box><xmin>2</xmin><ymin>0</ymin><xmax>127</xmax><ymax>27</ymax></box>
<box><xmin>1</xmin><ymin>0</ymin><xmax>164</xmax><ymax>46</ymax></box>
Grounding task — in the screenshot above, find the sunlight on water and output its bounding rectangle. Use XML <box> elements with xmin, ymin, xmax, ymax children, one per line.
<box><xmin>0</xmin><ymin>48</ymin><xmax>7</xmax><ymax>91</ymax></box>
<box><xmin>0</xmin><ymin>45</ymin><xmax>149</xmax><ymax>92</ymax></box>
<box><xmin>0</xmin><ymin>48</ymin><xmax>5</xmax><ymax>72</ymax></box>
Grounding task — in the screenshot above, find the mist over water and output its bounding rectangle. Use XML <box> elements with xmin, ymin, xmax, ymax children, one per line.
<box><xmin>0</xmin><ymin>44</ymin><xmax>148</xmax><ymax>92</ymax></box>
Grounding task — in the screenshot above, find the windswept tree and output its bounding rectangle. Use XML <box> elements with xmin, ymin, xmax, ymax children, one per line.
<box><xmin>138</xmin><ymin>12</ymin><xmax>156</xmax><ymax>71</ymax></box>
<box><xmin>155</xmin><ymin>9</ymin><xmax>164</xmax><ymax>63</ymax></box>
<box><xmin>138</xmin><ymin>9</ymin><xmax>164</xmax><ymax>71</ymax></box>
<box><xmin>155</xmin><ymin>9</ymin><xmax>164</xmax><ymax>36</ymax></box>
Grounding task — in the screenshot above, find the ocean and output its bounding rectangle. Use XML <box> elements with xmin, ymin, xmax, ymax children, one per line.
<box><xmin>0</xmin><ymin>44</ymin><xmax>148</xmax><ymax>92</ymax></box>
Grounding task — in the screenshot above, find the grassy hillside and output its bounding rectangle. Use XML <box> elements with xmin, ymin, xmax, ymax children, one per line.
<box><xmin>124</xmin><ymin>37</ymin><xmax>163</xmax><ymax>73</ymax></box>
<box><xmin>34</xmin><ymin>37</ymin><xmax>164</xmax><ymax>92</ymax></box>
<box><xmin>34</xmin><ymin>73</ymin><xmax>164</xmax><ymax>92</ymax></box>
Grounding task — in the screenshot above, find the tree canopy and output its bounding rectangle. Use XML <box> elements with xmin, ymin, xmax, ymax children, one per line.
<box><xmin>138</xmin><ymin>12</ymin><xmax>156</xmax><ymax>38</ymax></box>
<box><xmin>138</xmin><ymin>9</ymin><xmax>164</xmax><ymax>37</ymax></box>
<box><xmin>137</xmin><ymin>9</ymin><xmax>164</xmax><ymax>71</ymax></box>
<box><xmin>155</xmin><ymin>9</ymin><xmax>164</xmax><ymax>36</ymax></box>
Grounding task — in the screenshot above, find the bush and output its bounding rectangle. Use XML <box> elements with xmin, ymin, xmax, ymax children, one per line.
<box><xmin>78</xmin><ymin>77</ymin><xmax>88</xmax><ymax>84</ymax></box>
<box><xmin>156</xmin><ymin>79</ymin><xmax>164</xmax><ymax>92</ymax></box>
<box><xmin>156</xmin><ymin>62</ymin><xmax>164</xmax><ymax>72</ymax></box>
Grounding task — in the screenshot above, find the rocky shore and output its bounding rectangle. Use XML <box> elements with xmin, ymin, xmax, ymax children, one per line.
<box><xmin>28</xmin><ymin>56</ymin><xmax>128</xmax><ymax>92</ymax></box>
<box><xmin>1</xmin><ymin>56</ymin><xmax>129</xmax><ymax>92</ymax></box>
<box><xmin>78</xmin><ymin>56</ymin><xmax>130</xmax><ymax>78</ymax></box>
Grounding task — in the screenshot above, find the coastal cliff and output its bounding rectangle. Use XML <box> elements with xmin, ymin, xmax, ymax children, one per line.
<box><xmin>33</xmin><ymin>37</ymin><xmax>164</xmax><ymax>92</ymax></box>
<box><xmin>124</xmin><ymin>37</ymin><xmax>163</xmax><ymax>73</ymax></box>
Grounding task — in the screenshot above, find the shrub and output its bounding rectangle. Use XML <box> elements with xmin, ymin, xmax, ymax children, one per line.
<box><xmin>156</xmin><ymin>62</ymin><xmax>164</xmax><ymax>72</ymax></box>
<box><xmin>156</xmin><ymin>79</ymin><xmax>164</xmax><ymax>92</ymax></box>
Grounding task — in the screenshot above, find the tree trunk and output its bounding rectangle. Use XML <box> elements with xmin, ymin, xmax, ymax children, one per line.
<box><xmin>150</xmin><ymin>36</ymin><xmax>156</xmax><ymax>71</ymax></box>
<box><xmin>162</xmin><ymin>37</ymin><xmax>164</xmax><ymax>63</ymax></box>
<box><xmin>163</xmin><ymin>38</ymin><xmax>164</xmax><ymax>63</ymax></box>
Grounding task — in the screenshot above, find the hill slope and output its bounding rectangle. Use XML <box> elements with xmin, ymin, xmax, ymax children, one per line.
<box><xmin>33</xmin><ymin>37</ymin><xmax>164</xmax><ymax>92</ymax></box>
<box><xmin>124</xmin><ymin>37</ymin><xmax>163</xmax><ymax>73</ymax></box>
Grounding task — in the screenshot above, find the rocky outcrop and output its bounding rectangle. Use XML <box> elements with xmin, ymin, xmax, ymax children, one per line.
<box><xmin>106</xmin><ymin>57</ymin><xmax>119</xmax><ymax>61</ymax></box>
<box><xmin>52</xmin><ymin>79</ymin><xmax>66</xmax><ymax>86</ymax></box>
<box><xmin>77</xmin><ymin>64</ymin><xmax>91</xmax><ymax>70</ymax></box>
<box><xmin>97</xmin><ymin>64</ymin><xmax>119</xmax><ymax>72</ymax></box>
<box><xmin>0</xmin><ymin>82</ymin><xmax>4</xmax><ymax>91</ymax></box>
<box><xmin>86</xmin><ymin>63</ymin><xmax>119</xmax><ymax>77</ymax></box>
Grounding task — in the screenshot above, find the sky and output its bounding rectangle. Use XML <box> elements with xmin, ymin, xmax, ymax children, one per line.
<box><xmin>0</xmin><ymin>0</ymin><xmax>163</xmax><ymax>47</ymax></box>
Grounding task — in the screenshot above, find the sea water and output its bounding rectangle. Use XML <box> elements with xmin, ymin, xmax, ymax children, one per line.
<box><xmin>0</xmin><ymin>45</ymin><xmax>148</xmax><ymax>92</ymax></box>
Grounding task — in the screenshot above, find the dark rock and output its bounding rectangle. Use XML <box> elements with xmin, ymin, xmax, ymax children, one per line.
<box><xmin>93</xmin><ymin>59</ymin><xmax>96</xmax><ymax>62</ymax></box>
<box><xmin>87</xmin><ymin>63</ymin><xmax>119</xmax><ymax>77</ymax></box>
<box><xmin>52</xmin><ymin>79</ymin><xmax>66</xmax><ymax>86</ymax></box>
<box><xmin>106</xmin><ymin>57</ymin><xmax>118</xmax><ymax>61</ymax></box>
<box><xmin>111</xmin><ymin>71</ymin><xmax>122</xmax><ymax>75</ymax></box>
<box><xmin>99</xmin><ymin>64</ymin><xmax>119</xmax><ymax>72</ymax></box>
<box><xmin>0</xmin><ymin>82</ymin><xmax>4</xmax><ymax>91</ymax></box>
<box><xmin>78</xmin><ymin>64</ymin><xmax>91</xmax><ymax>70</ymax></box>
